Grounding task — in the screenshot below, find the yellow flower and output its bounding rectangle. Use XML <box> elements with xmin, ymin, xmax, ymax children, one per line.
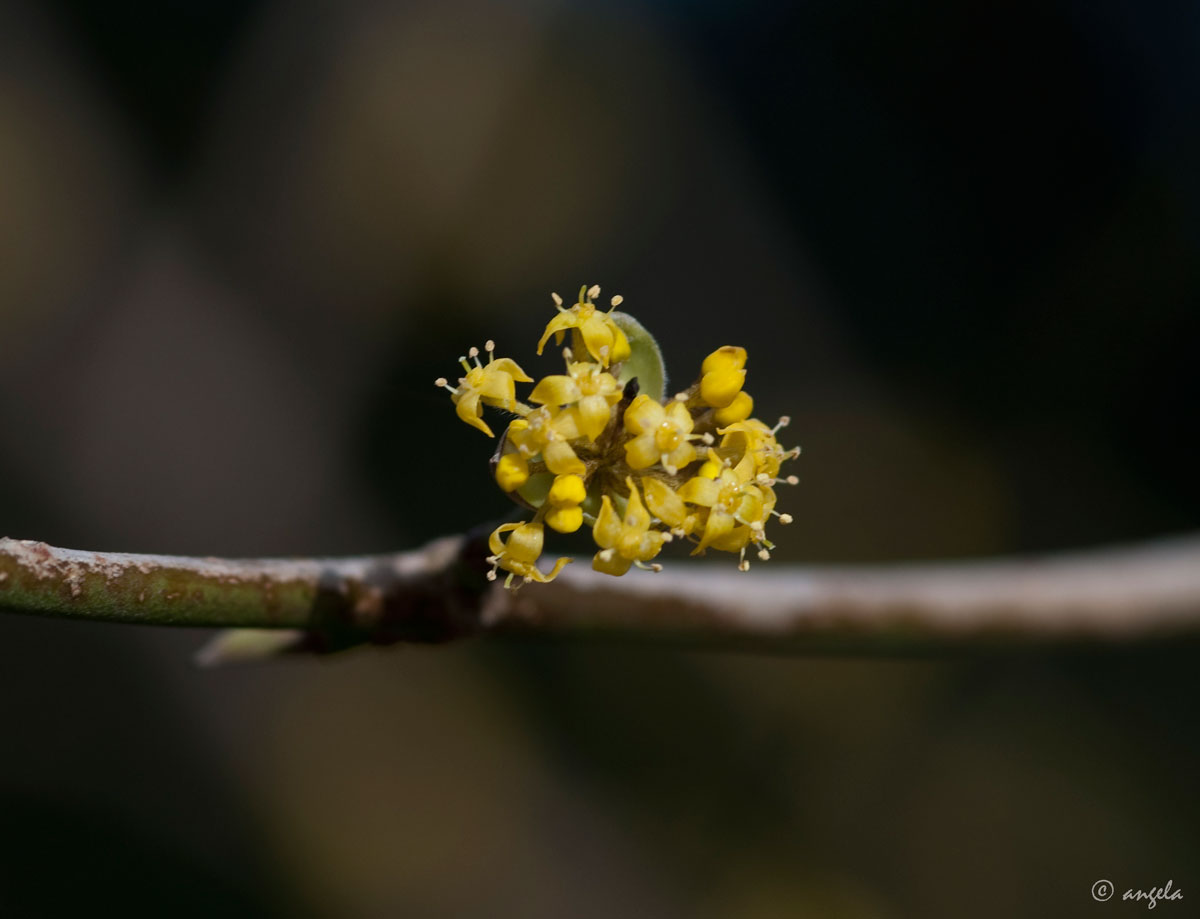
<box><xmin>493</xmin><ymin>452</ymin><xmax>530</xmax><ymax>492</ymax></box>
<box><xmin>719</xmin><ymin>417</ymin><xmax>799</xmax><ymax>483</ymax></box>
<box><xmin>436</xmin><ymin>341</ymin><xmax>533</xmax><ymax>437</ymax></box>
<box><xmin>487</xmin><ymin>521</ymin><xmax>571</xmax><ymax>584</ymax></box>
<box><xmin>678</xmin><ymin>467</ymin><xmax>772</xmax><ymax>566</ymax></box>
<box><xmin>622</xmin><ymin>393</ymin><xmax>699</xmax><ymax>474</ymax></box>
<box><xmin>537</xmin><ymin>286</ymin><xmax>631</xmax><ymax>367</ymax></box>
<box><xmin>439</xmin><ymin>285</ymin><xmax>798</xmax><ymax>586</ymax></box>
<box><xmin>507</xmin><ymin>406</ymin><xmax>587</xmax><ymax>476</ymax></box>
<box><xmin>529</xmin><ymin>361</ymin><xmax>623</xmax><ymax>442</ymax></box>
<box><xmin>591</xmin><ymin>477</ymin><xmax>672</xmax><ymax>576</ymax></box>
<box><xmin>699</xmin><ymin>346</ymin><xmax>747</xmax><ymax>408</ymax></box>
<box><xmin>712</xmin><ymin>390</ymin><xmax>754</xmax><ymax>426</ymax></box>
<box><xmin>641</xmin><ymin>477</ymin><xmax>699</xmax><ymax>536</ymax></box>
<box><xmin>545</xmin><ymin>473</ymin><xmax>586</xmax><ymax>533</ymax></box>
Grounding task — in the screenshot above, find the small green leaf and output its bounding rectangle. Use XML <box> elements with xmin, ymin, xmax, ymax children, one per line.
<box><xmin>515</xmin><ymin>471</ymin><xmax>554</xmax><ymax>511</ymax></box>
<box><xmin>611</xmin><ymin>311</ymin><xmax>666</xmax><ymax>402</ymax></box>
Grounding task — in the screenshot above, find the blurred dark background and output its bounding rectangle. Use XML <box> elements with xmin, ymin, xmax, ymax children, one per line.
<box><xmin>1</xmin><ymin>0</ymin><xmax>1197</xmax><ymax>915</ymax></box>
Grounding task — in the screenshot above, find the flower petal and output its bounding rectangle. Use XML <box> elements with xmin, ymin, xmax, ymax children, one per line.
<box><xmin>529</xmin><ymin>375</ymin><xmax>582</xmax><ymax>406</ymax></box>
<box><xmin>575</xmin><ymin>394</ymin><xmax>612</xmax><ymax>442</ymax></box>
<box><xmin>488</xmin><ymin>357</ymin><xmax>533</xmax><ymax>383</ymax></box>
<box><xmin>580</xmin><ymin>314</ymin><xmax>617</xmax><ymax>366</ymax></box>
<box><xmin>694</xmin><ymin>508</ymin><xmax>735</xmax><ymax>553</ymax></box>
<box><xmin>543</xmin><ymin>439</ymin><xmax>586</xmax><ymax>476</ymax></box>
<box><xmin>454</xmin><ymin>392</ymin><xmax>493</xmax><ymax>436</ymax></box>
<box><xmin>623</xmin><ymin>393</ymin><xmax>663</xmax><ymax>435</ymax></box>
<box><xmin>593</xmin><ymin>496</ymin><xmax>622</xmax><ymax>549</ymax></box>
<box><xmin>488</xmin><ymin>522</ymin><xmax>521</xmax><ymax>556</ymax></box>
<box><xmin>536</xmin><ymin>312</ymin><xmax>578</xmax><ymax>355</ymax></box>
<box><xmin>642</xmin><ymin>478</ymin><xmax>688</xmax><ymax>529</ymax></box>
<box><xmin>678</xmin><ymin>475</ymin><xmax>720</xmax><ymax>507</ymax></box>
<box><xmin>623</xmin><ymin>433</ymin><xmax>661</xmax><ymax>470</ymax></box>
<box><xmin>593</xmin><ymin>551</ymin><xmax>632</xmax><ymax>576</ymax></box>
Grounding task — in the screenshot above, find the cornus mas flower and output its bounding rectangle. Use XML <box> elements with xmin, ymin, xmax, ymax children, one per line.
<box><xmin>435</xmin><ymin>341</ymin><xmax>533</xmax><ymax>437</ymax></box>
<box><xmin>537</xmin><ymin>285</ymin><xmax>631</xmax><ymax>367</ymax></box>
<box><xmin>435</xmin><ymin>285</ymin><xmax>800</xmax><ymax>588</ymax></box>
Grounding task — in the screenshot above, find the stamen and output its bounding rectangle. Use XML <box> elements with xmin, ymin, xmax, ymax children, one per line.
<box><xmin>778</xmin><ymin>513</ymin><xmax>794</xmax><ymax>524</ymax></box>
<box><xmin>757</xmin><ymin>549</ymin><xmax>771</xmax><ymax>561</ymax></box>
<box><xmin>700</xmin><ymin>433</ymin><xmax>714</xmax><ymax>445</ymax></box>
<box><xmin>773</xmin><ymin>416</ymin><xmax>791</xmax><ymax>433</ymax></box>
<box><xmin>674</xmin><ymin>392</ymin><xmax>689</xmax><ymax>402</ymax></box>
<box><xmin>587</xmin><ymin>284</ymin><xmax>601</xmax><ymax>299</ymax></box>
<box><xmin>610</xmin><ymin>294</ymin><xmax>624</xmax><ymax>308</ymax></box>
<box><xmin>551</xmin><ymin>292</ymin><xmax>563</xmax><ymax>307</ymax></box>
<box><xmin>785</xmin><ymin>475</ymin><xmax>799</xmax><ymax>485</ymax></box>
<box><xmin>468</xmin><ymin>346</ymin><xmax>482</xmax><ymax>368</ymax></box>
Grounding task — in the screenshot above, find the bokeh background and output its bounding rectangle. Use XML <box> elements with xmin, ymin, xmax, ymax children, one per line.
<box><xmin>2</xmin><ymin>0</ymin><xmax>1198</xmax><ymax>915</ymax></box>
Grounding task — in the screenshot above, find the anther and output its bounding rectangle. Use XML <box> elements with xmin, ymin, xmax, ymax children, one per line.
<box><xmin>757</xmin><ymin>549</ymin><xmax>771</xmax><ymax>561</ymax></box>
<box><xmin>551</xmin><ymin>292</ymin><xmax>563</xmax><ymax>307</ymax></box>
<box><xmin>587</xmin><ymin>284</ymin><xmax>601</xmax><ymax>299</ymax></box>
<box><xmin>785</xmin><ymin>475</ymin><xmax>799</xmax><ymax>485</ymax></box>
<box><xmin>610</xmin><ymin>294</ymin><xmax>624</xmax><ymax>307</ymax></box>
<box><xmin>779</xmin><ymin>513</ymin><xmax>794</xmax><ymax>524</ymax></box>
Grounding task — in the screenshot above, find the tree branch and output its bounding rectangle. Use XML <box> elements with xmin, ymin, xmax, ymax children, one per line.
<box><xmin>3</xmin><ymin>531</ymin><xmax>1200</xmax><ymax>661</ymax></box>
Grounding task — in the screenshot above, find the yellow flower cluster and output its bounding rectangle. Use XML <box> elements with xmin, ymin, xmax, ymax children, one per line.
<box><xmin>436</xmin><ymin>285</ymin><xmax>799</xmax><ymax>587</ymax></box>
